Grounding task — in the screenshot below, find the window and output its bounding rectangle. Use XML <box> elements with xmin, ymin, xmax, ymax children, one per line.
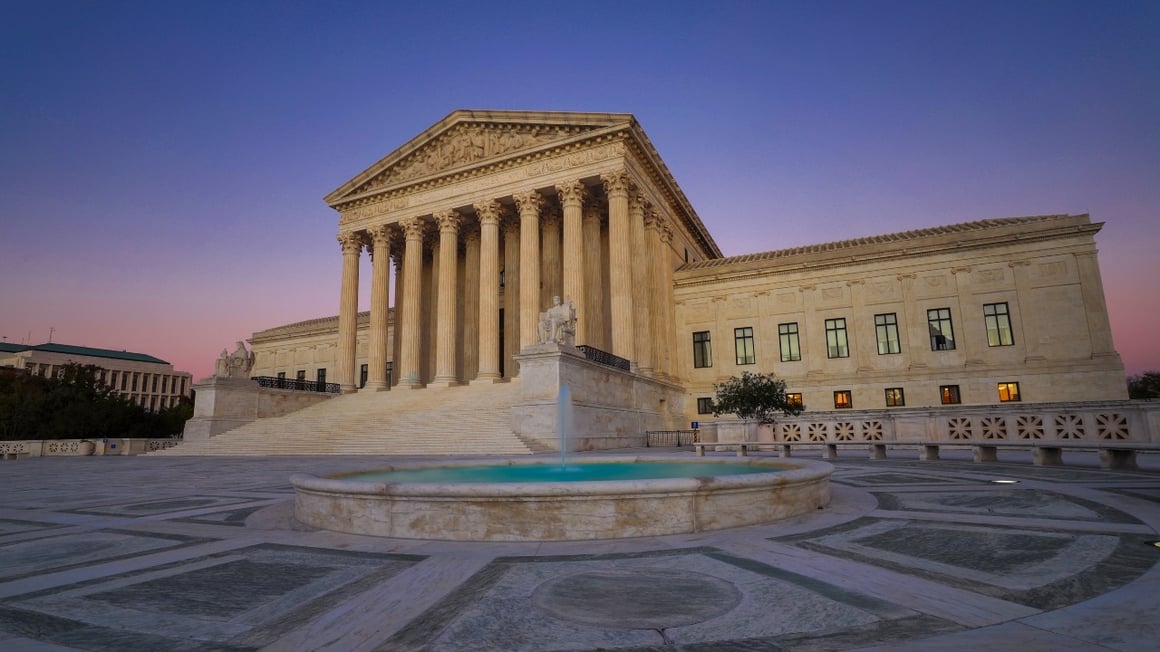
<box><xmin>276</xmin><ymin>371</ymin><xmax>286</xmax><ymax>389</ymax></box>
<box><xmin>834</xmin><ymin>390</ymin><xmax>852</xmax><ymax>409</ymax></box>
<box><xmin>692</xmin><ymin>331</ymin><xmax>712</xmax><ymax>368</ymax></box>
<box><xmin>120</xmin><ymin>372</ymin><xmax>128</xmax><ymax>391</ymax></box>
<box><xmin>149</xmin><ymin>396</ymin><xmax>157</xmax><ymax>412</ymax></box>
<box><xmin>928</xmin><ymin>308</ymin><xmax>955</xmax><ymax>350</ymax></box>
<box><xmin>940</xmin><ymin>385</ymin><xmax>961</xmax><ymax>405</ymax></box>
<box><xmin>885</xmin><ymin>387</ymin><xmax>905</xmax><ymax>407</ymax></box>
<box><xmin>787</xmin><ymin>393</ymin><xmax>803</xmax><ymax>409</ymax></box>
<box><xmin>179</xmin><ymin>378</ymin><xmax>187</xmax><ymax>394</ymax></box>
<box><xmin>316</xmin><ymin>368</ymin><xmax>327</xmax><ymax>385</ymax></box>
<box><xmin>360</xmin><ymin>364</ymin><xmax>368</xmax><ymax>388</ymax></box>
<box><xmin>151</xmin><ymin>375</ymin><xmax>158</xmax><ymax>393</ymax></box>
<box><xmin>984</xmin><ymin>302</ymin><xmax>1014</xmax><ymax>347</ymax></box>
<box><xmin>99</xmin><ymin>370</ymin><xmax>107</xmax><ymax>385</ymax></box>
<box><xmin>998</xmin><ymin>382</ymin><xmax>1021</xmax><ymax>402</ymax></box>
<box><xmin>874</xmin><ymin>313</ymin><xmax>901</xmax><ymax>355</ymax></box>
<box><xmin>696</xmin><ymin>397</ymin><xmax>713</xmax><ymax>414</ymax></box>
<box><xmin>778</xmin><ymin>322</ymin><xmax>801</xmax><ymax>362</ymax></box>
<box><xmin>386</xmin><ymin>361</ymin><xmax>393</xmax><ymax>386</ymax></box>
<box><xmin>734</xmin><ymin>327</ymin><xmax>755</xmax><ymax>365</ymax></box>
<box><xmin>131</xmin><ymin>373</ymin><xmax>139</xmax><ymax>392</ymax></box>
<box><xmin>296</xmin><ymin>370</ymin><xmax>306</xmax><ymax>382</ymax></box>
<box><xmin>825</xmin><ymin>318</ymin><xmax>849</xmax><ymax>358</ymax></box>
<box><xmin>161</xmin><ymin>376</ymin><xmax>168</xmax><ymax>393</ymax></box>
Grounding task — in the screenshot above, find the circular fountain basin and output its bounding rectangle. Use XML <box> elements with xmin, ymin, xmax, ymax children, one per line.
<box><xmin>290</xmin><ymin>457</ymin><xmax>832</xmax><ymax>541</ymax></box>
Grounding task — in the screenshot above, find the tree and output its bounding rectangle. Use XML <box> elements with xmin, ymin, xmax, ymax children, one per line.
<box><xmin>711</xmin><ymin>371</ymin><xmax>803</xmax><ymax>424</ymax></box>
<box><xmin>1128</xmin><ymin>372</ymin><xmax>1160</xmax><ymax>399</ymax></box>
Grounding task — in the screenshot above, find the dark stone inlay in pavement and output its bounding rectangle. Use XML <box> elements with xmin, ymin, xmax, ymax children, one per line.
<box><xmin>0</xmin><ymin>529</ymin><xmax>213</xmax><ymax>583</ymax></box>
<box><xmin>0</xmin><ymin>518</ymin><xmax>63</xmax><ymax>535</ymax></box>
<box><xmin>88</xmin><ymin>560</ymin><xmax>336</xmax><ymax>618</ymax></box>
<box><xmin>872</xmin><ymin>488</ymin><xmax>1143</xmax><ymax>523</ymax></box>
<box><xmin>68</xmin><ymin>496</ymin><xmax>251</xmax><ymax>516</ymax></box>
<box><xmin>0</xmin><ymin>604</ymin><xmax>256</xmax><ymax>652</ymax></box>
<box><xmin>532</xmin><ymin>569</ymin><xmax>741</xmax><ymax>629</ymax></box>
<box><xmin>834</xmin><ymin>472</ymin><xmax>971</xmax><ymax>486</ymax></box>
<box><xmin>856</xmin><ymin>527</ymin><xmax>1069</xmax><ymax>572</ymax></box>
<box><xmin>175</xmin><ymin>505</ymin><xmax>266</xmax><ymax>527</ymax></box>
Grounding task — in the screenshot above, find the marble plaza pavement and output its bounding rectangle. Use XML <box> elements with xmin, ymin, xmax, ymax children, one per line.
<box><xmin>1</xmin><ymin>449</ymin><xmax>1158</xmax><ymax>651</ymax></box>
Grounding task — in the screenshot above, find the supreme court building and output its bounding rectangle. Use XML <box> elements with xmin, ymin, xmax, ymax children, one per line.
<box><xmin>247</xmin><ymin>110</ymin><xmax>1127</xmax><ymax>431</ymax></box>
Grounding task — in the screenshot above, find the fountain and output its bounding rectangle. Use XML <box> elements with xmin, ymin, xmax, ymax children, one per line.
<box><xmin>290</xmin><ymin>386</ymin><xmax>832</xmax><ymax>541</ymax></box>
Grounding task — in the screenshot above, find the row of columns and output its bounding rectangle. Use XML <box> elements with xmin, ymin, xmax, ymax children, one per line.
<box><xmin>333</xmin><ymin>172</ymin><xmax>681</xmax><ymax>392</ymax></box>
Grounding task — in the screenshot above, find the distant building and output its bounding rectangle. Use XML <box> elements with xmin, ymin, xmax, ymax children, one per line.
<box><xmin>0</xmin><ymin>342</ymin><xmax>192</xmax><ymax>412</ymax></box>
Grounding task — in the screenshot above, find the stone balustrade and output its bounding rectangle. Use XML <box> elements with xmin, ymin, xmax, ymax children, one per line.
<box><xmin>0</xmin><ymin>438</ymin><xmax>179</xmax><ymax>458</ymax></box>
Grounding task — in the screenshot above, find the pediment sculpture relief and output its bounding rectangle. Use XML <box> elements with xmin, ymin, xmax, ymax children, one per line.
<box><xmin>354</xmin><ymin>124</ymin><xmax>588</xmax><ymax>194</ymax></box>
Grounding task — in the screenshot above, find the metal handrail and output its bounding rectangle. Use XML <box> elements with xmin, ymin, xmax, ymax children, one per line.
<box><xmin>251</xmin><ymin>376</ymin><xmax>341</xmax><ymax>394</ymax></box>
<box><xmin>576</xmin><ymin>345</ymin><xmax>631</xmax><ymax>371</ymax></box>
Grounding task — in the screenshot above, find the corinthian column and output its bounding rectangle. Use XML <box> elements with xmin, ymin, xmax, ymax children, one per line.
<box><xmin>503</xmin><ymin>216</ymin><xmax>520</xmax><ymax>376</ymax></box>
<box><xmin>365</xmin><ymin>224</ymin><xmax>393</xmax><ymax>391</ymax></box>
<box><xmin>430</xmin><ymin>210</ymin><xmax>461</xmax><ymax>386</ymax></box>
<box><xmin>398</xmin><ymin>218</ymin><xmax>426</xmax><ymax>387</ymax></box>
<box><xmin>583</xmin><ymin>204</ymin><xmax>604</xmax><ymax>349</ymax></box>
<box><xmin>475</xmin><ymin>200</ymin><xmax>503</xmax><ymax>382</ymax></box>
<box><xmin>630</xmin><ymin>193</ymin><xmax>653</xmax><ymax>375</ymax></box>
<box><xmin>644</xmin><ymin>210</ymin><xmax>664</xmax><ymax>377</ymax></box>
<box><xmin>336</xmin><ymin>231</ymin><xmax>365</xmax><ymax>393</ymax></box>
<box><xmin>602</xmin><ymin>171</ymin><xmax>635</xmax><ymax>365</ymax></box>
<box><xmin>557</xmin><ymin>181</ymin><xmax>586</xmax><ymax>344</ymax></box>
<box><xmin>541</xmin><ymin>206</ymin><xmax>561</xmax><ymax>308</ymax></box>
<box><xmin>659</xmin><ymin>221</ymin><xmax>677</xmax><ymax>378</ymax></box>
<box><xmin>463</xmin><ymin>227</ymin><xmax>480</xmax><ymax>381</ymax></box>
<box><xmin>513</xmin><ymin>190</ymin><xmax>543</xmax><ymax>351</ymax></box>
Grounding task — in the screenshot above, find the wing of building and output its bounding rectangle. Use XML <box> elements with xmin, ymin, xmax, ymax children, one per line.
<box><xmin>182</xmin><ymin>109</ymin><xmax>1129</xmax><ymax>455</ymax></box>
<box><xmin>0</xmin><ymin>342</ymin><xmax>193</xmax><ymax>411</ymax></box>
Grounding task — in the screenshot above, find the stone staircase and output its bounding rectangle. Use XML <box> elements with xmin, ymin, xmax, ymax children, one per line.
<box><xmin>152</xmin><ymin>381</ymin><xmax>534</xmax><ymax>456</ymax></box>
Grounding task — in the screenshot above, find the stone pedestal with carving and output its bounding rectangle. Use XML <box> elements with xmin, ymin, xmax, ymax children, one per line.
<box><xmin>512</xmin><ymin>344</ymin><xmax>686</xmax><ymax>451</ymax></box>
<box><xmin>182</xmin><ymin>377</ymin><xmax>334</xmax><ymax>442</ymax></box>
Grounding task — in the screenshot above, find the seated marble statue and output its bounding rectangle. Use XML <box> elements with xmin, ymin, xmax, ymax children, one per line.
<box><xmin>538</xmin><ymin>296</ymin><xmax>577</xmax><ymax>346</ymax></box>
<box><xmin>214</xmin><ymin>341</ymin><xmax>256</xmax><ymax>378</ymax></box>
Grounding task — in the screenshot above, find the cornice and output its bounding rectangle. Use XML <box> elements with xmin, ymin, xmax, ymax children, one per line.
<box><xmin>674</xmin><ymin>214</ymin><xmax>1100</xmax><ymax>288</ymax></box>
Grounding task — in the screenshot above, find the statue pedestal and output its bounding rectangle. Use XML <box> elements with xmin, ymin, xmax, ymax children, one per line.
<box><xmin>511</xmin><ymin>344</ymin><xmax>686</xmax><ymax>452</ymax></box>
<box><xmin>182</xmin><ymin>376</ymin><xmax>335</xmax><ymax>442</ymax></box>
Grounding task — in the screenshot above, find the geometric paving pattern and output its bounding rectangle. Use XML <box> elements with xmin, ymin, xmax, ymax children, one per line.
<box><xmin>0</xmin><ymin>452</ymin><xmax>1158</xmax><ymax>651</ymax></box>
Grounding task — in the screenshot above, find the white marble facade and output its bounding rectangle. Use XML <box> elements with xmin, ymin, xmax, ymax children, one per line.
<box><xmin>248</xmin><ymin>110</ymin><xmax>1127</xmax><ymax>421</ymax></box>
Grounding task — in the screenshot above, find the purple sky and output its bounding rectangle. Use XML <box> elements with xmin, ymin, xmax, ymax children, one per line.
<box><xmin>2</xmin><ymin>0</ymin><xmax>1157</xmax><ymax>381</ymax></box>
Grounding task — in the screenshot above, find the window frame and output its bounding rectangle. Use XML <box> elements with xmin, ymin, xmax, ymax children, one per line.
<box><xmin>998</xmin><ymin>382</ymin><xmax>1021</xmax><ymax>402</ymax></box>
<box><xmin>984</xmin><ymin>302</ymin><xmax>1014</xmax><ymax>347</ymax></box>
<box><xmin>786</xmin><ymin>393</ymin><xmax>803</xmax><ymax>409</ymax></box>
<box><xmin>927</xmin><ymin>308</ymin><xmax>956</xmax><ymax>351</ymax></box>
<box><xmin>734</xmin><ymin>326</ymin><xmax>756</xmax><ymax>365</ymax></box>
<box><xmin>884</xmin><ymin>387</ymin><xmax>905</xmax><ymax>407</ymax></box>
<box><xmin>692</xmin><ymin>330</ymin><xmax>713</xmax><ymax>368</ymax></box>
<box><xmin>875</xmin><ymin>313</ymin><xmax>901</xmax><ymax>355</ymax></box>
<box><xmin>696</xmin><ymin>397</ymin><xmax>713</xmax><ymax>414</ymax></box>
<box><xmin>825</xmin><ymin>318</ymin><xmax>850</xmax><ymax>359</ymax></box>
<box><xmin>834</xmin><ymin>390</ymin><xmax>852</xmax><ymax>409</ymax></box>
<box><xmin>939</xmin><ymin>384</ymin><xmax>961</xmax><ymax>405</ymax></box>
<box><xmin>778</xmin><ymin>322</ymin><xmax>801</xmax><ymax>362</ymax></box>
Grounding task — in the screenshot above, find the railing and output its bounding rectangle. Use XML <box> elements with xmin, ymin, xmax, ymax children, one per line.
<box><xmin>576</xmin><ymin>345</ymin><xmax>631</xmax><ymax>372</ymax></box>
<box><xmin>646</xmin><ymin>430</ymin><xmax>700</xmax><ymax>447</ymax></box>
<box><xmin>252</xmin><ymin>376</ymin><xmax>341</xmax><ymax>394</ymax></box>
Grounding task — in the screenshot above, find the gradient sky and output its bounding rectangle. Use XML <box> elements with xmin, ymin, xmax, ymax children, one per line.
<box><xmin>2</xmin><ymin>0</ymin><xmax>1157</xmax><ymax>381</ymax></box>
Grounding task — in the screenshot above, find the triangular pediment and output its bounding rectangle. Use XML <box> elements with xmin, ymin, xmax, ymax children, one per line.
<box><xmin>326</xmin><ymin>110</ymin><xmax>633</xmax><ymax>206</ymax></box>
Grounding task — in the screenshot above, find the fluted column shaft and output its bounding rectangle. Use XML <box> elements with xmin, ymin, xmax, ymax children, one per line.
<box><xmin>558</xmin><ymin>181</ymin><xmax>586</xmax><ymax>344</ymax></box>
<box><xmin>336</xmin><ymin>231</ymin><xmax>364</xmax><ymax>393</ymax></box>
<box><xmin>391</xmin><ymin>255</ymin><xmax>404</xmax><ymax>385</ymax></box>
<box><xmin>514</xmin><ymin>190</ymin><xmax>543</xmax><ymax>351</ymax></box>
<box><xmin>582</xmin><ymin>205</ymin><xmax>604</xmax><ymax>350</ymax></box>
<box><xmin>602</xmin><ymin>171</ymin><xmax>635</xmax><ymax>365</ymax></box>
<box><xmin>644</xmin><ymin>212</ymin><xmax>664</xmax><ymax>377</ymax></box>
<box><xmin>630</xmin><ymin>195</ymin><xmax>653</xmax><ymax>374</ymax></box>
<box><xmin>476</xmin><ymin>201</ymin><xmax>503</xmax><ymax>381</ymax></box>
<box><xmin>431</xmin><ymin>210</ymin><xmax>461</xmax><ymax>386</ymax></box>
<box><xmin>366</xmin><ymin>225</ymin><xmax>392</xmax><ymax>390</ymax></box>
<box><xmin>463</xmin><ymin>229</ymin><xmax>480</xmax><ymax>380</ymax></box>
<box><xmin>503</xmin><ymin>218</ymin><xmax>521</xmax><ymax>376</ymax></box>
<box><xmin>541</xmin><ymin>208</ymin><xmax>561</xmax><ymax>308</ymax></box>
<box><xmin>659</xmin><ymin>222</ymin><xmax>677</xmax><ymax>378</ymax></box>
<box><xmin>398</xmin><ymin>218</ymin><xmax>425</xmax><ymax>387</ymax></box>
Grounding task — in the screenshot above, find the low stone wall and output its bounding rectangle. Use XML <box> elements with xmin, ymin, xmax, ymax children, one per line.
<box><xmin>182</xmin><ymin>376</ymin><xmax>334</xmax><ymax>442</ymax></box>
<box><xmin>704</xmin><ymin>400</ymin><xmax>1160</xmax><ymax>446</ymax></box>
<box><xmin>512</xmin><ymin>344</ymin><xmax>688</xmax><ymax>451</ymax></box>
<box><xmin>0</xmin><ymin>438</ymin><xmax>179</xmax><ymax>457</ymax></box>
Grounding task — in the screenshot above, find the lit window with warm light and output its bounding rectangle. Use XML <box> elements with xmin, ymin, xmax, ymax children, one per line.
<box><xmin>940</xmin><ymin>385</ymin><xmax>961</xmax><ymax>405</ymax></box>
<box><xmin>834</xmin><ymin>390</ymin><xmax>852</xmax><ymax>409</ymax></box>
<box><xmin>998</xmin><ymin>382</ymin><xmax>1021</xmax><ymax>402</ymax></box>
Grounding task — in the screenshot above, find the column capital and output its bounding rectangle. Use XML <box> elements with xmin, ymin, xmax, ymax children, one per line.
<box><xmin>338</xmin><ymin>231</ymin><xmax>367</xmax><ymax>255</ymax></box>
<box><xmin>644</xmin><ymin>208</ymin><xmax>666</xmax><ymax>230</ymax></box>
<box><xmin>367</xmin><ymin>224</ymin><xmax>394</xmax><ymax>245</ymax></box>
<box><xmin>513</xmin><ymin>189</ymin><xmax>544</xmax><ymax>217</ymax></box>
<box><xmin>659</xmin><ymin>221</ymin><xmax>674</xmax><ymax>244</ymax></box>
<box><xmin>601</xmin><ymin>170</ymin><xmax>632</xmax><ymax>197</ymax></box>
<box><xmin>433</xmin><ymin>209</ymin><xmax>462</xmax><ymax>233</ymax></box>
<box><xmin>465</xmin><ymin>228</ymin><xmax>480</xmax><ymax>245</ymax></box>
<box><xmin>541</xmin><ymin>204</ymin><xmax>560</xmax><ymax>228</ymax></box>
<box><xmin>555</xmin><ymin>181</ymin><xmax>587</xmax><ymax>207</ymax></box>
<box><xmin>474</xmin><ymin>199</ymin><xmax>503</xmax><ymax>226</ymax></box>
<box><xmin>400</xmin><ymin>217</ymin><xmax>427</xmax><ymax>240</ymax></box>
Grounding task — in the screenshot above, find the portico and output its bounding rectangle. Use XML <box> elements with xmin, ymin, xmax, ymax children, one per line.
<box><xmin>322</xmin><ymin>111</ymin><xmax>720</xmax><ymax>392</ymax></box>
